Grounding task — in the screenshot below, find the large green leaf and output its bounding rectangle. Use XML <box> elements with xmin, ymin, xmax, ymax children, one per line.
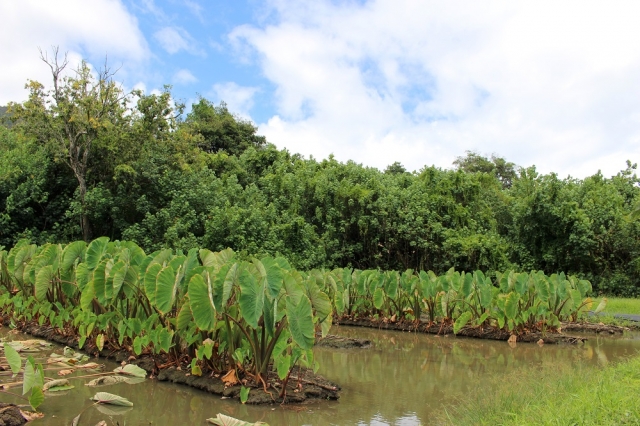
<box><xmin>505</xmin><ymin>292</ymin><xmax>519</xmax><ymax>321</ymax></box>
<box><xmin>188</xmin><ymin>273</ymin><xmax>217</xmax><ymax>331</ymax></box>
<box><xmin>85</xmin><ymin>237</ymin><xmax>109</xmax><ymax>270</ymax></box>
<box><xmin>81</xmin><ymin>281</ymin><xmax>96</xmax><ymax>312</ymax></box>
<box><xmin>34</xmin><ymin>265</ymin><xmax>54</xmax><ymax>301</ymax></box>
<box><xmin>176</xmin><ymin>298</ymin><xmax>192</xmax><ymax>331</ymax></box>
<box><xmin>515</xmin><ymin>273</ymin><xmax>529</xmax><ymax>295</ymax></box>
<box><xmin>110</xmin><ymin>260</ymin><xmax>127</xmax><ymax>298</ymax></box>
<box><xmin>385</xmin><ymin>271</ymin><xmax>399</xmax><ymax>300</ymax></box>
<box><xmin>304</xmin><ymin>279</ymin><xmax>332</xmax><ymax>322</ymax></box>
<box><xmin>91</xmin><ymin>392</ymin><xmax>134</xmax><ymax>407</ymax></box>
<box><xmin>373</xmin><ymin>287</ymin><xmax>384</xmax><ymax>310</ymax></box>
<box><xmin>3</xmin><ymin>342</ymin><xmax>22</xmax><ymax>374</ymax></box>
<box><xmin>238</xmin><ymin>268</ymin><xmax>263</xmax><ymax>329</ymax></box>
<box><xmin>461</xmin><ymin>273</ymin><xmax>473</xmax><ymax>298</ymax></box>
<box><xmin>212</xmin><ymin>263</ymin><xmax>237</xmax><ymax>311</ymax></box>
<box><xmin>206</xmin><ymin>414</ymin><xmax>269</xmax><ymax>426</ymax></box>
<box><xmin>255</xmin><ymin>257</ymin><xmax>283</xmax><ymax>299</ymax></box>
<box><xmin>155</xmin><ymin>265</ymin><xmax>180</xmax><ymax>313</ymax></box>
<box><xmin>286</xmin><ymin>295</ymin><xmax>315</xmax><ymax>350</ymax></box>
<box><xmin>61</xmin><ymin>241</ymin><xmax>86</xmax><ymax>271</ymax></box>
<box><xmin>534</xmin><ymin>273</ymin><xmax>550</xmax><ymax>302</ymax></box>
<box><xmin>93</xmin><ymin>259</ymin><xmax>112</xmax><ymax>305</ymax></box>
<box><xmin>453</xmin><ymin>311</ymin><xmax>473</xmax><ymax>334</ymax></box>
<box><xmin>144</xmin><ymin>263</ymin><xmax>163</xmax><ymax>306</ymax></box>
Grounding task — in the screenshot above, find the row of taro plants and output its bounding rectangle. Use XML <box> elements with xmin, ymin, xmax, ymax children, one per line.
<box><xmin>314</xmin><ymin>267</ymin><xmax>593</xmax><ymax>334</ymax></box>
<box><xmin>0</xmin><ymin>238</ymin><xmax>332</xmax><ymax>399</ymax></box>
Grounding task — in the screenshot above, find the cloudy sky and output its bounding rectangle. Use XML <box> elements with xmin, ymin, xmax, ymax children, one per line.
<box><xmin>2</xmin><ymin>0</ymin><xmax>640</xmax><ymax>177</ymax></box>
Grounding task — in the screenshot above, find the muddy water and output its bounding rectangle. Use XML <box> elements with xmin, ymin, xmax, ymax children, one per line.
<box><xmin>3</xmin><ymin>325</ymin><xmax>640</xmax><ymax>426</ymax></box>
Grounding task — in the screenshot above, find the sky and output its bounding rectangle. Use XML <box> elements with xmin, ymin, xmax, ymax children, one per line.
<box><xmin>2</xmin><ymin>0</ymin><xmax>640</xmax><ymax>178</ymax></box>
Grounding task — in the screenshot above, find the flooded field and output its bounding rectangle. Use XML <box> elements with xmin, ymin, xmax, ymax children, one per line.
<box><xmin>3</xmin><ymin>325</ymin><xmax>639</xmax><ymax>425</ymax></box>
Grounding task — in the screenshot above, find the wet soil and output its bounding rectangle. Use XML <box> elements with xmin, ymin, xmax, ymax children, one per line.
<box><xmin>315</xmin><ymin>334</ymin><xmax>372</xmax><ymax>349</ymax></box>
<box><xmin>560</xmin><ymin>322</ymin><xmax>628</xmax><ymax>334</ymax></box>
<box><xmin>5</xmin><ymin>319</ymin><xmax>340</xmax><ymax>405</ymax></box>
<box><xmin>0</xmin><ymin>404</ymin><xmax>26</xmax><ymax>426</ymax></box>
<box><xmin>335</xmin><ymin>317</ymin><xmax>587</xmax><ymax>344</ymax></box>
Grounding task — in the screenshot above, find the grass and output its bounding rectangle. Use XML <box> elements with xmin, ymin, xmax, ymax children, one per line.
<box><xmin>591</xmin><ymin>297</ymin><xmax>640</xmax><ymax>315</ymax></box>
<box><xmin>438</xmin><ymin>354</ymin><xmax>640</xmax><ymax>425</ymax></box>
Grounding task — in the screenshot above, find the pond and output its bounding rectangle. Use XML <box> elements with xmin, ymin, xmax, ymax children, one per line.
<box><xmin>3</xmin><ymin>325</ymin><xmax>640</xmax><ymax>425</ymax></box>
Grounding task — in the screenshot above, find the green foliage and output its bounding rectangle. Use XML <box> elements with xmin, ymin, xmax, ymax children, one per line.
<box><xmin>0</xmin><ymin>238</ymin><xmax>328</xmax><ymax>389</ymax></box>
<box><xmin>1</xmin><ymin>52</ymin><xmax>639</xmax><ymax>295</ymax></box>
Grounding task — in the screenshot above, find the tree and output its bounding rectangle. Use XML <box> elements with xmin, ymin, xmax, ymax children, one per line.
<box><xmin>185</xmin><ymin>98</ymin><xmax>266</xmax><ymax>156</ymax></box>
<box><xmin>9</xmin><ymin>48</ymin><xmax>130</xmax><ymax>241</ymax></box>
<box><xmin>453</xmin><ymin>151</ymin><xmax>518</xmax><ymax>188</ymax></box>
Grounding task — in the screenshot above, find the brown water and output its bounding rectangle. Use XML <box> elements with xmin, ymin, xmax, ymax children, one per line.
<box><xmin>2</xmin><ymin>325</ymin><xmax>640</xmax><ymax>426</ymax></box>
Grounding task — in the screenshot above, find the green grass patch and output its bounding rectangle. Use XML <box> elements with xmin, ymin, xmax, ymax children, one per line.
<box><xmin>591</xmin><ymin>297</ymin><xmax>640</xmax><ymax>315</ymax></box>
<box><xmin>439</xmin><ymin>355</ymin><xmax>640</xmax><ymax>425</ymax></box>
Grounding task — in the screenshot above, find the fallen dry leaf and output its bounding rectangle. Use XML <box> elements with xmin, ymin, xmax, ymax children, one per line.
<box><xmin>507</xmin><ymin>335</ymin><xmax>517</xmax><ymax>343</ymax></box>
<box><xmin>221</xmin><ymin>369</ymin><xmax>238</xmax><ymax>386</ymax></box>
<box><xmin>20</xmin><ymin>410</ymin><xmax>44</xmax><ymax>421</ymax></box>
<box><xmin>58</xmin><ymin>369</ymin><xmax>74</xmax><ymax>376</ymax></box>
<box><xmin>537</xmin><ymin>339</ymin><xmax>544</xmax><ymax>346</ymax></box>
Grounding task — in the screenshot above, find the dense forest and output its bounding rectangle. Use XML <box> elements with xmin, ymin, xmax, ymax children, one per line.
<box><xmin>1</xmin><ymin>58</ymin><xmax>639</xmax><ymax>295</ymax></box>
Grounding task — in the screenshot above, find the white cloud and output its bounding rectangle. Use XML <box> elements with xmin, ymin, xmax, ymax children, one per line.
<box><xmin>230</xmin><ymin>0</ymin><xmax>640</xmax><ymax>177</ymax></box>
<box><xmin>173</xmin><ymin>69</ymin><xmax>198</xmax><ymax>85</ymax></box>
<box><xmin>211</xmin><ymin>82</ymin><xmax>259</xmax><ymax>119</ymax></box>
<box><xmin>154</xmin><ymin>26</ymin><xmax>204</xmax><ymax>56</ymax></box>
<box><xmin>0</xmin><ymin>0</ymin><xmax>149</xmax><ymax>104</ymax></box>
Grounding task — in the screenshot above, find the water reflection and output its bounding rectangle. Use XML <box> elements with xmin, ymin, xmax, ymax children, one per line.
<box><xmin>3</xmin><ymin>325</ymin><xmax>639</xmax><ymax>426</ymax></box>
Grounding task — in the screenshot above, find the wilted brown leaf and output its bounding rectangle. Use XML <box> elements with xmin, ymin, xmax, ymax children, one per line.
<box><xmin>20</xmin><ymin>410</ymin><xmax>44</xmax><ymax>421</ymax></box>
<box><xmin>58</xmin><ymin>369</ymin><xmax>74</xmax><ymax>376</ymax></box>
<box><xmin>221</xmin><ymin>369</ymin><xmax>238</xmax><ymax>386</ymax></box>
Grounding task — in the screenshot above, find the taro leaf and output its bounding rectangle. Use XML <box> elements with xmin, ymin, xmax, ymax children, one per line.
<box><xmin>238</xmin><ymin>268</ymin><xmax>263</xmax><ymax>329</ymax></box>
<box><xmin>157</xmin><ymin>327</ymin><xmax>173</xmax><ymax>354</ymax></box>
<box><xmin>35</xmin><ymin>265</ymin><xmax>54</xmax><ymax>301</ymax></box>
<box><xmin>461</xmin><ymin>273</ymin><xmax>473</xmax><ymax>298</ymax></box>
<box><xmin>176</xmin><ymin>299</ymin><xmax>192</xmax><ymax>331</ymax></box>
<box><xmin>43</xmin><ymin>379</ymin><xmax>74</xmax><ymax>392</ymax></box>
<box><xmin>206</xmin><ymin>413</ymin><xmax>269</xmax><ymax>426</ymax></box>
<box><xmin>453</xmin><ymin>311</ymin><xmax>473</xmax><ymax>335</ymax></box>
<box><xmin>87</xmin><ymin>376</ymin><xmax>129</xmax><ymax>386</ymax></box>
<box><xmin>276</xmin><ymin>354</ymin><xmax>291</xmax><ymax>380</ymax></box>
<box><xmin>188</xmin><ymin>273</ymin><xmax>217</xmax><ymax>331</ymax></box>
<box><xmin>95</xmin><ymin>404</ymin><xmax>133</xmax><ymax>416</ymax></box>
<box><xmin>144</xmin><ymin>263</ymin><xmax>163</xmax><ymax>306</ymax></box>
<box><xmin>96</xmin><ymin>334</ymin><xmax>104</xmax><ymax>352</ymax></box>
<box><xmin>199</xmin><ymin>249</ymin><xmax>216</xmax><ymax>268</ymax></box>
<box><xmin>113</xmin><ymin>364</ymin><xmax>147</xmax><ymax>378</ymax></box>
<box><xmin>505</xmin><ymin>292</ymin><xmax>519</xmax><ymax>321</ymax></box>
<box><xmin>373</xmin><ymin>287</ymin><xmax>384</xmax><ymax>310</ymax></box>
<box><xmin>80</xmin><ymin>281</ymin><xmax>96</xmax><ymax>312</ymax></box>
<box><xmin>133</xmin><ymin>336</ymin><xmax>142</xmax><ymax>356</ymax></box>
<box><xmin>91</xmin><ymin>392</ymin><xmax>134</xmax><ymax>407</ymax></box>
<box><xmin>85</xmin><ymin>237</ymin><xmax>109</xmax><ymax>271</ymax></box>
<box><xmin>3</xmin><ymin>341</ymin><xmax>22</xmax><ymax>374</ymax></box>
<box><xmin>155</xmin><ymin>265</ymin><xmax>179</xmax><ymax>314</ymax></box>
<box><xmin>29</xmin><ymin>386</ymin><xmax>45</xmax><ymax>410</ymax></box>
<box><xmin>240</xmin><ymin>386</ymin><xmax>250</xmax><ymax>404</ymax></box>
<box><xmin>61</xmin><ymin>241</ymin><xmax>86</xmax><ymax>271</ymax></box>
<box><xmin>286</xmin><ymin>295</ymin><xmax>315</xmax><ymax>350</ymax></box>
<box><xmin>23</xmin><ymin>360</ymin><xmax>36</xmax><ymax>395</ymax></box>
<box><xmin>255</xmin><ymin>257</ymin><xmax>283</xmax><ymax>299</ymax></box>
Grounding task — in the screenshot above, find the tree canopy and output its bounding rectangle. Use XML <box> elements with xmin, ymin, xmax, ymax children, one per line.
<box><xmin>1</xmin><ymin>54</ymin><xmax>639</xmax><ymax>296</ymax></box>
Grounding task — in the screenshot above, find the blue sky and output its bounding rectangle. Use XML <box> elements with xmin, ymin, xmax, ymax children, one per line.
<box><xmin>2</xmin><ymin>0</ymin><xmax>640</xmax><ymax>177</ymax></box>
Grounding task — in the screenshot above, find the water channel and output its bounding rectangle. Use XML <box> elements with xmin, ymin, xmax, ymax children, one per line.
<box><xmin>3</xmin><ymin>325</ymin><xmax>640</xmax><ymax>425</ymax></box>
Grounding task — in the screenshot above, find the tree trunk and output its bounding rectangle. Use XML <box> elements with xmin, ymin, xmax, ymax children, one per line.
<box><xmin>77</xmin><ymin>174</ymin><xmax>92</xmax><ymax>242</ymax></box>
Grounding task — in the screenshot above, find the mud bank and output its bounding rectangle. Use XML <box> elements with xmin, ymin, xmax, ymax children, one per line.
<box><xmin>334</xmin><ymin>317</ymin><xmax>587</xmax><ymax>344</ymax></box>
<box><xmin>4</xmin><ymin>319</ymin><xmax>340</xmax><ymax>405</ymax></box>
